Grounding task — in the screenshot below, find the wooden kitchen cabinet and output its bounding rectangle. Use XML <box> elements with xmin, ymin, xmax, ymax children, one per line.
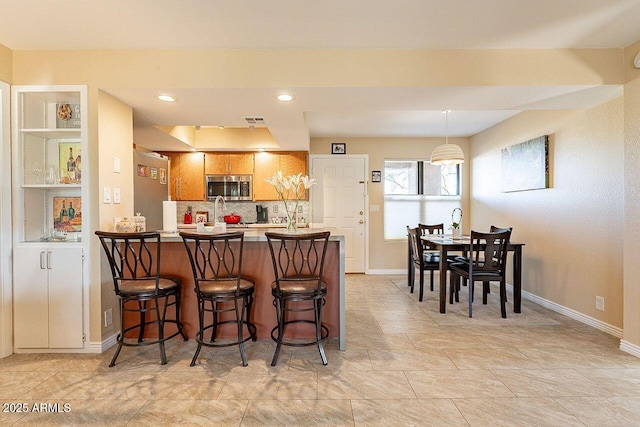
<box><xmin>253</xmin><ymin>152</ymin><xmax>308</xmax><ymax>201</ymax></box>
<box><xmin>204</xmin><ymin>152</ymin><xmax>254</xmax><ymax>175</ymax></box>
<box><xmin>168</xmin><ymin>152</ymin><xmax>205</xmax><ymax>200</ymax></box>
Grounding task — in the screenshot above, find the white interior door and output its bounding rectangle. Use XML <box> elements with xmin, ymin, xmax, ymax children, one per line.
<box><xmin>311</xmin><ymin>156</ymin><xmax>367</xmax><ymax>273</ymax></box>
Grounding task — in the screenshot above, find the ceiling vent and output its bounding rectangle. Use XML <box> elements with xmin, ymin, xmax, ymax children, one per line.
<box><xmin>244</xmin><ymin>116</ymin><xmax>266</xmax><ymax>125</ymax></box>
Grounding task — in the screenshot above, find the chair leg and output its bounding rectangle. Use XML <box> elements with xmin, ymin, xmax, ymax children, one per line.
<box><xmin>429</xmin><ymin>270</ymin><xmax>434</xmax><ymax>292</ymax></box>
<box><xmin>271</xmin><ymin>298</ymin><xmax>286</xmax><ymax>367</ymax></box>
<box><xmin>246</xmin><ymin>293</ymin><xmax>257</xmax><ymax>341</ymax></box>
<box><xmin>109</xmin><ymin>298</ymin><xmax>126</xmax><ymax>368</ymax></box>
<box><xmin>175</xmin><ymin>290</ymin><xmax>188</xmax><ymax>341</ymax></box>
<box><xmin>468</xmin><ymin>281</ymin><xmax>474</xmax><ymax>318</ymax></box>
<box><xmin>137</xmin><ymin>300</ymin><xmax>146</xmax><ymax>343</ymax></box>
<box><xmin>315</xmin><ymin>298</ymin><xmax>328</xmax><ymax>365</ymax></box>
<box><xmin>191</xmin><ymin>298</ymin><xmax>206</xmax><ymax>367</ymax></box>
<box><xmin>409</xmin><ymin>264</ymin><xmax>415</xmax><ymax>293</ymax></box>
<box><xmin>500</xmin><ymin>280</ymin><xmax>507</xmax><ymax>319</ymax></box>
<box><xmin>156</xmin><ymin>298</ymin><xmax>168</xmax><ymax>365</ymax></box>
<box><xmin>234</xmin><ymin>298</ymin><xmax>249</xmax><ymax>367</ymax></box>
<box><xmin>419</xmin><ymin>268</ymin><xmax>425</xmax><ymax>302</ymax></box>
<box><xmin>211</xmin><ymin>300</ymin><xmax>218</xmax><ymax>343</ymax></box>
<box><xmin>482</xmin><ymin>281</ymin><xmax>489</xmax><ymax>305</ymax></box>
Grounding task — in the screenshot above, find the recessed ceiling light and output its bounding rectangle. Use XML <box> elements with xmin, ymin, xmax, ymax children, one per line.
<box><xmin>218</xmin><ymin>125</ymin><xmax>225</xmax><ymax>129</ymax></box>
<box><xmin>257</xmin><ymin>148</ymin><xmax>265</xmax><ymax>152</ymax></box>
<box><xmin>157</xmin><ymin>94</ymin><xmax>178</xmax><ymax>102</ymax></box>
<box><xmin>277</xmin><ymin>93</ymin><xmax>294</xmax><ymax>102</ymax></box>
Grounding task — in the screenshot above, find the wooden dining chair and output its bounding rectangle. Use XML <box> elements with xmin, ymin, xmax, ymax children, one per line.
<box><xmin>407</xmin><ymin>226</ymin><xmax>442</xmax><ymax>301</ymax></box>
<box><xmin>448</xmin><ymin>229</ymin><xmax>512</xmax><ymax>318</ymax></box>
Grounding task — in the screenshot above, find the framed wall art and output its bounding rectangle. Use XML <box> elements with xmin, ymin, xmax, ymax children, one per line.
<box><xmin>501</xmin><ymin>135</ymin><xmax>549</xmax><ymax>192</ymax></box>
<box><xmin>58</xmin><ymin>142</ymin><xmax>81</xmax><ymax>184</ymax></box>
<box><xmin>331</xmin><ymin>143</ymin><xmax>346</xmax><ymax>154</ymax></box>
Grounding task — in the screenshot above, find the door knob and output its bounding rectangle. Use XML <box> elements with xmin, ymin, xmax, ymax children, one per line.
<box><xmin>359</xmin><ymin>220</ymin><xmax>364</xmax><ymax>224</ymax></box>
<box><xmin>359</xmin><ymin>211</ymin><xmax>364</xmax><ymax>215</ymax></box>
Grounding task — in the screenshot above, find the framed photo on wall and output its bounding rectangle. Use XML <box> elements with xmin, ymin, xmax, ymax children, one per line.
<box><xmin>331</xmin><ymin>143</ymin><xmax>346</xmax><ymax>154</ymax></box>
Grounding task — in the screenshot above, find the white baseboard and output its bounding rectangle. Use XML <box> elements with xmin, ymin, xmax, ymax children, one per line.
<box><xmin>514</xmin><ymin>286</ymin><xmax>623</xmax><ymax>338</ymax></box>
<box><xmin>93</xmin><ymin>333</ymin><xmax>118</xmax><ymax>353</ymax></box>
<box><xmin>367</xmin><ymin>269</ymin><xmax>407</xmax><ymax>275</ymax></box>
<box><xmin>620</xmin><ymin>340</ymin><xmax>640</xmax><ymax>358</ymax></box>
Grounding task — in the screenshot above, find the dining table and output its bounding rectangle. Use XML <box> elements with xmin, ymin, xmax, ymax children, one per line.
<box><xmin>420</xmin><ymin>234</ymin><xmax>525</xmax><ymax>314</ymax></box>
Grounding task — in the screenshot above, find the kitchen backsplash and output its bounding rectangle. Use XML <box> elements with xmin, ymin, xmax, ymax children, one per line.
<box><xmin>176</xmin><ymin>200</ymin><xmax>310</xmax><ymax>225</ymax></box>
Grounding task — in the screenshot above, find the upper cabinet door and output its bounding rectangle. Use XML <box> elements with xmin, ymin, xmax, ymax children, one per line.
<box><xmin>253</xmin><ymin>153</ymin><xmax>280</xmax><ymax>201</ymax></box>
<box><xmin>228</xmin><ymin>153</ymin><xmax>254</xmax><ymax>174</ymax></box>
<box><xmin>171</xmin><ymin>152</ymin><xmax>205</xmax><ymax>201</ymax></box>
<box><xmin>205</xmin><ymin>153</ymin><xmax>254</xmax><ymax>174</ymax></box>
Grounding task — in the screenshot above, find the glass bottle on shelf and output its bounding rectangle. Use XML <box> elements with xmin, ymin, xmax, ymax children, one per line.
<box><xmin>58</xmin><ymin>200</ymin><xmax>68</xmax><ymax>228</ymax></box>
<box><xmin>68</xmin><ymin>201</ymin><xmax>76</xmax><ymax>221</ymax></box>
<box><xmin>67</xmin><ymin>147</ymin><xmax>76</xmax><ymax>183</ymax></box>
<box><xmin>75</xmin><ymin>149</ymin><xmax>81</xmax><ymax>183</ymax></box>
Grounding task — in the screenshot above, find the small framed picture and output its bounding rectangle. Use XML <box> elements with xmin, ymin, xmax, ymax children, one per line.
<box><xmin>195</xmin><ymin>211</ymin><xmax>209</xmax><ymax>224</ymax></box>
<box><xmin>159</xmin><ymin>168</ymin><xmax>167</xmax><ymax>185</ymax></box>
<box><xmin>149</xmin><ymin>167</ymin><xmax>158</xmax><ymax>180</ymax></box>
<box><xmin>372</xmin><ymin>170</ymin><xmax>381</xmax><ymax>182</ymax></box>
<box><xmin>137</xmin><ymin>164</ymin><xmax>148</xmax><ymax>177</ymax></box>
<box><xmin>331</xmin><ymin>143</ymin><xmax>346</xmax><ymax>155</ymax></box>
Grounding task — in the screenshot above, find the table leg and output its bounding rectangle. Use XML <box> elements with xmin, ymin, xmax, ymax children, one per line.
<box><xmin>513</xmin><ymin>246</ymin><xmax>522</xmax><ymax>313</ymax></box>
<box><xmin>439</xmin><ymin>247</ymin><xmax>448</xmax><ymax>313</ymax></box>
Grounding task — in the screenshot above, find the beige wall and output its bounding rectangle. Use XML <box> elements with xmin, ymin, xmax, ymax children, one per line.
<box><xmin>310</xmin><ymin>137</ymin><xmax>470</xmax><ymax>271</ymax></box>
<box><xmin>0</xmin><ymin>44</ymin><xmax>11</xmax><ymax>83</ymax></box>
<box><xmin>623</xmin><ymin>41</ymin><xmax>640</xmax><ymax>348</ymax></box>
<box><xmin>95</xmin><ymin>90</ymin><xmax>134</xmax><ymax>341</ymax></box>
<box><xmin>470</xmin><ymin>99</ymin><xmax>624</xmax><ymax>328</ymax></box>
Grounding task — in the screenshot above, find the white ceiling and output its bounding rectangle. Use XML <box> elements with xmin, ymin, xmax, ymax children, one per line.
<box><xmin>1</xmin><ymin>0</ymin><xmax>638</xmax><ymax>150</ymax></box>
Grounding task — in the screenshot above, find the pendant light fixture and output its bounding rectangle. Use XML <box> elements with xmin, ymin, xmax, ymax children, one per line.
<box><xmin>430</xmin><ymin>110</ymin><xmax>464</xmax><ymax>165</ymax></box>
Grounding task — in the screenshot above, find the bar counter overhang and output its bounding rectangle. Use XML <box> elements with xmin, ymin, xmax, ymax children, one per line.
<box><xmin>142</xmin><ymin>229</ymin><xmax>346</xmax><ymax>351</ymax></box>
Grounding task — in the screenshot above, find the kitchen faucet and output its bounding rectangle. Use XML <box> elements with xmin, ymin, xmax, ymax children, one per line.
<box><xmin>214</xmin><ymin>195</ymin><xmax>226</xmax><ymax>224</ymax></box>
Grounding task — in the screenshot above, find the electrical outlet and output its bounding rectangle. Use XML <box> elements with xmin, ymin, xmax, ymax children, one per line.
<box><xmin>297</xmin><ymin>205</ymin><xmax>303</xmax><ymax>213</ymax></box>
<box><xmin>104</xmin><ymin>308</ymin><xmax>113</xmax><ymax>327</ymax></box>
<box><xmin>596</xmin><ymin>296</ymin><xmax>605</xmax><ymax>311</ymax></box>
<box><xmin>273</xmin><ymin>205</ymin><xmax>278</xmax><ymax>213</ymax></box>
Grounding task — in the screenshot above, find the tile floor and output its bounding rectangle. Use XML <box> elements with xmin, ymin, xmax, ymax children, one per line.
<box><xmin>2</xmin><ymin>274</ymin><xmax>640</xmax><ymax>426</ymax></box>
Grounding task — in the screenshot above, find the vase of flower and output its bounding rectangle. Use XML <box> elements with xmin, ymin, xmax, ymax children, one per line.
<box><xmin>265</xmin><ymin>171</ymin><xmax>316</xmax><ymax>233</ymax></box>
<box><xmin>451</xmin><ymin>207</ymin><xmax>462</xmax><ymax>238</ymax></box>
<box><xmin>286</xmin><ymin>206</ymin><xmax>297</xmax><ymax>232</ymax></box>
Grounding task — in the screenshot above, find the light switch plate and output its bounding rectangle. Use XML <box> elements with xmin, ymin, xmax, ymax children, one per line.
<box><xmin>103</xmin><ymin>187</ymin><xmax>111</xmax><ymax>204</ymax></box>
<box><xmin>113</xmin><ymin>188</ymin><xmax>121</xmax><ymax>204</ymax></box>
<box><xmin>113</xmin><ymin>157</ymin><xmax>121</xmax><ymax>173</ymax></box>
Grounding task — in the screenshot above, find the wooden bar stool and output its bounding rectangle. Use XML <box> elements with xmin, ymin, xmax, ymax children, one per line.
<box><xmin>95</xmin><ymin>231</ymin><xmax>187</xmax><ymax>367</ymax></box>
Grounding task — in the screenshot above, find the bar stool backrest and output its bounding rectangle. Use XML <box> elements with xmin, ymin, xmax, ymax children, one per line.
<box><xmin>265</xmin><ymin>231</ymin><xmax>331</xmax><ymax>292</ymax></box>
<box><xmin>180</xmin><ymin>231</ymin><xmax>245</xmax><ymax>295</ymax></box>
<box><xmin>95</xmin><ymin>231</ymin><xmax>161</xmax><ymax>296</ymax></box>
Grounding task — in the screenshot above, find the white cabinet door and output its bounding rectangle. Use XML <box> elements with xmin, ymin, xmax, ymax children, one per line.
<box><xmin>13</xmin><ymin>246</ymin><xmax>83</xmax><ymax>349</ymax></box>
<box><xmin>47</xmin><ymin>247</ymin><xmax>83</xmax><ymax>348</ymax></box>
<box><xmin>13</xmin><ymin>247</ymin><xmax>50</xmax><ymax>348</ymax></box>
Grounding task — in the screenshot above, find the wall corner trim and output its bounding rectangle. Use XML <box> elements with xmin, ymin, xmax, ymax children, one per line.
<box><xmin>620</xmin><ymin>340</ymin><xmax>640</xmax><ymax>358</ymax></box>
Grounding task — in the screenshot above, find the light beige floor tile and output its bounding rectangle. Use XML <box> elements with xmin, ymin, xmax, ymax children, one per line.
<box><xmin>575</xmin><ymin>368</ymin><xmax>640</xmax><ymax>396</ymax></box>
<box><xmin>345</xmin><ymin>333</ymin><xmax>415</xmax><ymax>350</ymax></box>
<box><xmin>20</xmin><ymin>371</ymin><xmax>145</xmax><ymax>400</ymax></box>
<box><xmin>407</xmin><ymin>369</ymin><xmax>514</xmax><ymax>398</ymax></box>
<box><xmin>318</xmin><ymin>370</ymin><xmax>416</xmax><ymax>399</ymax></box>
<box><xmin>368</xmin><ymin>348</ymin><xmax>457</xmax><ymax>371</ymax></box>
<box><xmin>289</xmin><ymin>348</ymin><xmax>373</xmax><ymax>372</ymax></box>
<box><xmin>0</xmin><ymin>371</ymin><xmax>57</xmax><ymax>399</ymax></box>
<box><xmin>352</xmin><ymin>398</ymin><xmax>468</xmax><ymax>426</ymax></box>
<box><xmin>241</xmin><ymin>399</ymin><xmax>353</xmax><ymax>426</ymax></box>
<box><xmin>218</xmin><ymin>371</ymin><xmax>318</xmax><ymax>399</ymax></box>
<box><xmin>407</xmin><ymin>331</ymin><xmax>487</xmax><ymax>349</ymax></box>
<box><xmin>444</xmin><ymin>347</ymin><xmax>541</xmax><ymax>370</ymax></box>
<box><xmin>129</xmin><ymin>399</ymin><xmax>248</xmax><ymax>426</ymax></box>
<box><xmin>120</xmin><ymin>370</ymin><xmax>228</xmax><ymax>400</ymax></box>
<box><xmin>517</xmin><ymin>345</ymin><xmax>629</xmax><ymax>369</ymax></box>
<box><xmin>554</xmin><ymin>396</ymin><xmax>640</xmax><ymax>426</ymax></box>
<box><xmin>491</xmin><ymin>368</ymin><xmax>608</xmax><ymax>397</ymax></box>
<box><xmin>453</xmin><ymin>397</ymin><xmax>584</xmax><ymax>426</ymax></box>
<box><xmin>12</xmin><ymin>399</ymin><xmax>147</xmax><ymax>426</ymax></box>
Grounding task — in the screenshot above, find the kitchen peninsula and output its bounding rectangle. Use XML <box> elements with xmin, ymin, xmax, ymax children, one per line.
<box><xmin>157</xmin><ymin>229</ymin><xmax>346</xmax><ymax>350</ymax></box>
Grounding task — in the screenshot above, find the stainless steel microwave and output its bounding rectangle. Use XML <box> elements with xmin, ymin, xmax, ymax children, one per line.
<box><xmin>206</xmin><ymin>175</ymin><xmax>253</xmax><ymax>201</ymax></box>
